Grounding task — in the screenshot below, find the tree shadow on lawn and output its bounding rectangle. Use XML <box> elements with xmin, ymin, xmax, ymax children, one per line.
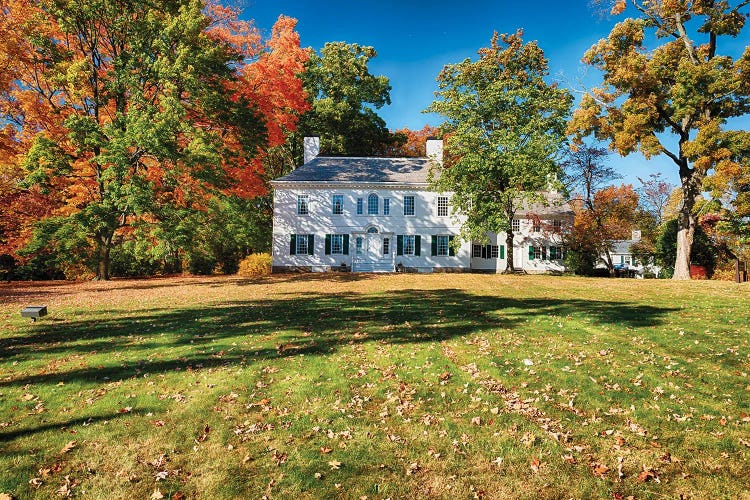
<box><xmin>0</xmin><ymin>288</ymin><xmax>677</xmax><ymax>387</ymax></box>
<box><xmin>0</xmin><ymin>410</ymin><xmax>155</xmax><ymax>443</ymax></box>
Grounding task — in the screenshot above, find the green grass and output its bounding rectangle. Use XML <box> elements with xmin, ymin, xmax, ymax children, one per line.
<box><xmin>0</xmin><ymin>274</ymin><xmax>748</xmax><ymax>499</ymax></box>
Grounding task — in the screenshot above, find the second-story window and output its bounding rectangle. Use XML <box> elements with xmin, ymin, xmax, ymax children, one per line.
<box><xmin>403</xmin><ymin>195</ymin><xmax>415</xmax><ymax>216</ymax></box>
<box><xmin>297</xmin><ymin>194</ymin><xmax>309</xmax><ymax>215</ymax></box>
<box><xmin>437</xmin><ymin>196</ymin><xmax>448</xmax><ymax>217</ymax></box>
<box><xmin>368</xmin><ymin>193</ymin><xmax>379</xmax><ymax>215</ymax></box>
<box><xmin>356</xmin><ymin>197</ymin><xmax>363</xmax><ymax>215</ymax></box>
<box><xmin>332</xmin><ymin>195</ymin><xmax>343</xmax><ymax>215</ymax></box>
<box><xmin>383</xmin><ymin>198</ymin><xmax>390</xmax><ymax>215</ymax></box>
<box><xmin>512</xmin><ymin>219</ymin><xmax>520</xmax><ymax>232</ymax></box>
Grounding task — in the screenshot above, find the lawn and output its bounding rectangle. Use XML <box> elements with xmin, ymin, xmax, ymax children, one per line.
<box><xmin>0</xmin><ymin>274</ymin><xmax>748</xmax><ymax>499</ymax></box>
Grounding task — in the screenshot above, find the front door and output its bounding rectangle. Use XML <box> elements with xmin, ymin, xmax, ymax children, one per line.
<box><xmin>364</xmin><ymin>227</ymin><xmax>381</xmax><ymax>263</ymax></box>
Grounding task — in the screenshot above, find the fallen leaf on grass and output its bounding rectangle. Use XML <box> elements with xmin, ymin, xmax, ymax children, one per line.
<box><xmin>319</xmin><ymin>447</ymin><xmax>333</xmax><ymax>454</ymax></box>
<box><xmin>439</xmin><ymin>372</ymin><xmax>451</xmax><ymax>381</ymax></box>
<box><xmin>60</xmin><ymin>441</ymin><xmax>77</xmax><ymax>454</ymax></box>
<box><xmin>328</xmin><ymin>460</ymin><xmax>341</xmax><ymax>470</ymax></box>
<box><xmin>562</xmin><ymin>454</ymin><xmax>576</xmax><ymax>464</ymax></box>
<box><xmin>172</xmin><ymin>492</ymin><xmax>185</xmax><ymax>500</ymax></box>
<box><xmin>591</xmin><ymin>463</ymin><xmax>610</xmax><ymax>478</ymax></box>
<box><xmin>0</xmin><ymin>493</ymin><xmax>13</xmax><ymax>500</ymax></box>
<box><xmin>150</xmin><ymin>490</ymin><xmax>164</xmax><ymax>500</ymax></box>
<box><xmin>530</xmin><ymin>457</ymin><xmax>542</xmax><ymax>473</ymax></box>
<box><xmin>637</xmin><ymin>469</ymin><xmax>659</xmax><ymax>482</ymax></box>
<box><xmin>471</xmin><ymin>416</ymin><xmax>481</xmax><ymax>426</ymax></box>
<box><xmin>21</xmin><ymin>393</ymin><xmax>36</xmax><ymax>401</ymax></box>
<box><xmin>153</xmin><ymin>420</ymin><xmax>165</xmax><ymax>427</ymax></box>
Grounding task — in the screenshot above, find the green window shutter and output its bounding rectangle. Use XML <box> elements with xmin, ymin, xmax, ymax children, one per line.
<box><xmin>486</xmin><ymin>245</ymin><xmax>492</xmax><ymax>259</ymax></box>
<box><xmin>431</xmin><ymin>235</ymin><xmax>437</xmax><ymax>256</ymax></box>
<box><xmin>499</xmin><ymin>245</ymin><xmax>505</xmax><ymax>259</ymax></box>
<box><xmin>415</xmin><ymin>235</ymin><xmax>421</xmax><ymax>256</ymax></box>
<box><xmin>528</xmin><ymin>246</ymin><xmax>535</xmax><ymax>260</ymax></box>
<box><xmin>325</xmin><ymin>234</ymin><xmax>331</xmax><ymax>255</ymax></box>
<box><xmin>449</xmin><ymin>236</ymin><xmax>455</xmax><ymax>256</ymax></box>
<box><xmin>308</xmin><ymin>235</ymin><xmax>315</xmax><ymax>255</ymax></box>
<box><xmin>542</xmin><ymin>246</ymin><xmax>547</xmax><ymax>260</ymax></box>
<box><xmin>290</xmin><ymin>234</ymin><xmax>297</xmax><ymax>255</ymax></box>
<box><xmin>396</xmin><ymin>235</ymin><xmax>403</xmax><ymax>255</ymax></box>
<box><xmin>343</xmin><ymin>234</ymin><xmax>350</xmax><ymax>255</ymax></box>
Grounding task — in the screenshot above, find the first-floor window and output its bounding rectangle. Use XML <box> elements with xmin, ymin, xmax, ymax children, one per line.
<box><xmin>472</xmin><ymin>244</ymin><xmax>482</xmax><ymax>258</ymax></box>
<box><xmin>325</xmin><ymin>234</ymin><xmax>349</xmax><ymax>255</ymax></box>
<box><xmin>332</xmin><ymin>234</ymin><xmax>343</xmax><ymax>254</ymax></box>
<box><xmin>290</xmin><ymin>234</ymin><xmax>314</xmax><ymax>255</ymax></box>
<box><xmin>432</xmin><ymin>235</ymin><xmax>454</xmax><ymax>256</ymax></box>
<box><xmin>490</xmin><ymin>245</ymin><xmax>499</xmax><ymax>258</ymax></box>
<box><xmin>529</xmin><ymin>245</ymin><xmax>547</xmax><ymax>260</ymax></box>
<box><xmin>549</xmin><ymin>246</ymin><xmax>563</xmax><ymax>260</ymax></box>
<box><xmin>404</xmin><ymin>235</ymin><xmax>415</xmax><ymax>255</ymax></box>
<box><xmin>383</xmin><ymin>237</ymin><xmax>390</xmax><ymax>255</ymax></box>
<box><xmin>397</xmin><ymin>235</ymin><xmax>420</xmax><ymax>255</ymax></box>
<box><xmin>356</xmin><ymin>237</ymin><xmax>363</xmax><ymax>254</ymax></box>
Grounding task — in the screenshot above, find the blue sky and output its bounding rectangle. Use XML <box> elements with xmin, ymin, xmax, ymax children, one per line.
<box><xmin>245</xmin><ymin>1</ymin><xmax>749</xmax><ymax>188</ymax></box>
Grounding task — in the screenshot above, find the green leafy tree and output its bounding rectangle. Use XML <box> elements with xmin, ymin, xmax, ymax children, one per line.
<box><xmin>426</xmin><ymin>30</ymin><xmax>572</xmax><ymax>271</ymax></box>
<box><xmin>1</xmin><ymin>0</ymin><xmax>269</xmax><ymax>279</ymax></box>
<box><xmin>570</xmin><ymin>0</ymin><xmax>750</xmax><ymax>280</ymax></box>
<box><xmin>299</xmin><ymin>42</ymin><xmax>394</xmax><ymax>157</ymax></box>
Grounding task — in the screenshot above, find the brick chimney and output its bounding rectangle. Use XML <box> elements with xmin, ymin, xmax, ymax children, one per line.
<box><xmin>303</xmin><ymin>136</ymin><xmax>320</xmax><ymax>164</ymax></box>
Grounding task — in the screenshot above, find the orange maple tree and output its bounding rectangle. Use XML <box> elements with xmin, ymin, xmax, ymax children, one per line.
<box><xmin>0</xmin><ymin>1</ymin><xmax>308</xmax><ymax>279</ymax></box>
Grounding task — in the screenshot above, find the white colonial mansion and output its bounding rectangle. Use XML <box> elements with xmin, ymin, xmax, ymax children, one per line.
<box><xmin>270</xmin><ymin>137</ymin><xmax>572</xmax><ymax>273</ymax></box>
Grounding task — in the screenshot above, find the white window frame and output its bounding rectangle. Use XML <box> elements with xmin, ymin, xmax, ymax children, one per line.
<box><xmin>403</xmin><ymin>195</ymin><xmax>415</xmax><ymax>216</ymax></box>
<box><xmin>355</xmin><ymin>236</ymin><xmax>363</xmax><ymax>254</ymax></box>
<box><xmin>297</xmin><ymin>194</ymin><xmax>309</xmax><ymax>215</ymax></box>
<box><xmin>332</xmin><ymin>194</ymin><xmax>343</xmax><ymax>215</ymax></box>
<box><xmin>356</xmin><ymin>197</ymin><xmax>363</xmax><ymax>215</ymax></box>
<box><xmin>297</xmin><ymin>234</ymin><xmax>309</xmax><ymax>254</ymax></box>
<box><xmin>367</xmin><ymin>193</ymin><xmax>378</xmax><ymax>215</ymax></box>
<box><xmin>533</xmin><ymin>220</ymin><xmax>541</xmax><ymax>233</ymax></box>
<box><xmin>472</xmin><ymin>244</ymin><xmax>482</xmax><ymax>258</ymax></box>
<box><xmin>437</xmin><ymin>196</ymin><xmax>448</xmax><ymax>217</ymax></box>
<box><xmin>490</xmin><ymin>245</ymin><xmax>499</xmax><ymax>259</ymax></box>
<box><xmin>436</xmin><ymin>235</ymin><xmax>450</xmax><ymax>256</ymax></box>
<box><xmin>382</xmin><ymin>237</ymin><xmax>390</xmax><ymax>255</ymax></box>
<box><xmin>403</xmin><ymin>235</ymin><xmax>415</xmax><ymax>255</ymax></box>
<box><xmin>383</xmin><ymin>197</ymin><xmax>390</xmax><ymax>215</ymax></box>
<box><xmin>511</xmin><ymin>219</ymin><xmax>520</xmax><ymax>232</ymax></box>
<box><xmin>331</xmin><ymin>234</ymin><xmax>344</xmax><ymax>255</ymax></box>
<box><xmin>550</xmin><ymin>246</ymin><xmax>562</xmax><ymax>260</ymax></box>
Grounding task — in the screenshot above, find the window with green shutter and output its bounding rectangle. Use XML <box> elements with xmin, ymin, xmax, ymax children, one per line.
<box><xmin>528</xmin><ymin>246</ymin><xmax>535</xmax><ymax>260</ymax></box>
<box><xmin>290</xmin><ymin>234</ymin><xmax>297</xmax><ymax>255</ymax></box>
<box><xmin>499</xmin><ymin>245</ymin><xmax>505</xmax><ymax>259</ymax></box>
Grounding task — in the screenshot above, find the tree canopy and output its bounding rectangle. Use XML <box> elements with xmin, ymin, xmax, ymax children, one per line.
<box><xmin>570</xmin><ymin>0</ymin><xmax>750</xmax><ymax>279</ymax></box>
<box><xmin>0</xmin><ymin>0</ymin><xmax>308</xmax><ymax>279</ymax></box>
<box><xmin>427</xmin><ymin>30</ymin><xmax>572</xmax><ymax>270</ymax></box>
<box><xmin>298</xmin><ymin>42</ymin><xmax>394</xmax><ymax>157</ymax></box>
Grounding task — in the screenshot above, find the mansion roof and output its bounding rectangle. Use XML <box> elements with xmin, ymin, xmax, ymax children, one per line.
<box><xmin>271</xmin><ymin>156</ymin><xmax>432</xmax><ymax>185</ymax></box>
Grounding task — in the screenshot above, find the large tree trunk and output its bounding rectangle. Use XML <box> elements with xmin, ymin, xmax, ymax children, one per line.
<box><xmin>97</xmin><ymin>237</ymin><xmax>112</xmax><ymax>281</ymax></box>
<box><xmin>505</xmin><ymin>231</ymin><xmax>515</xmax><ymax>273</ymax></box>
<box><xmin>673</xmin><ymin>169</ymin><xmax>700</xmax><ymax>280</ymax></box>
